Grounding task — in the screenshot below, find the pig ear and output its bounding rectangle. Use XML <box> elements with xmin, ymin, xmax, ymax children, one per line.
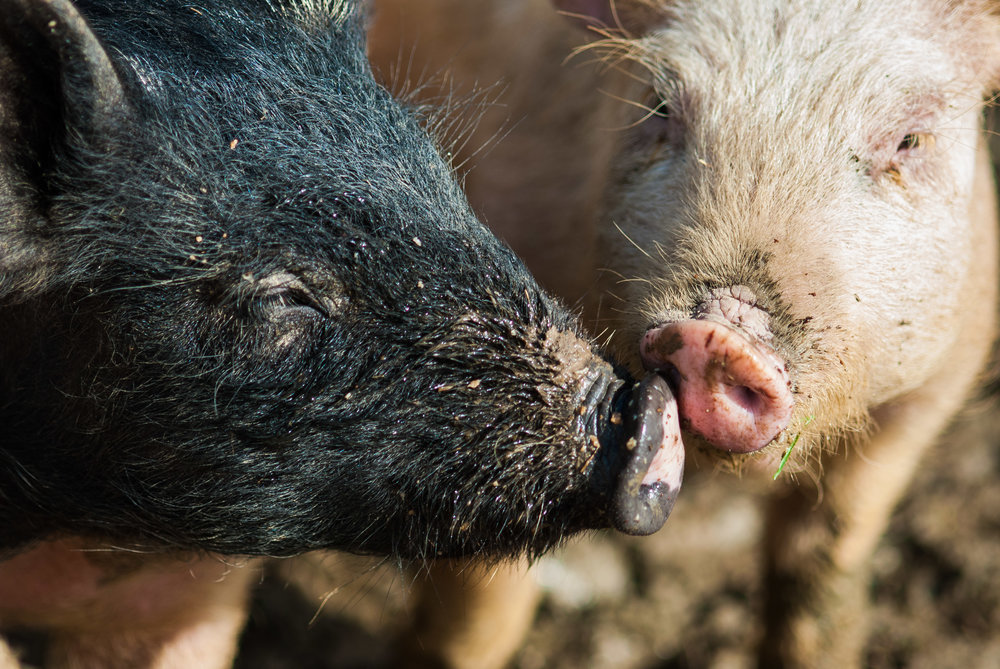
<box><xmin>552</xmin><ymin>0</ymin><xmax>667</xmax><ymax>36</ymax></box>
<box><xmin>0</xmin><ymin>0</ymin><xmax>126</xmax><ymax>184</ymax></box>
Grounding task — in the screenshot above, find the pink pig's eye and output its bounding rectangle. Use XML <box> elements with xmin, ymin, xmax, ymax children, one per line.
<box><xmin>880</xmin><ymin>131</ymin><xmax>934</xmax><ymax>183</ymax></box>
<box><xmin>864</xmin><ymin>129</ymin><xmax>935</xmax><ymax>183</ymax></box>
<box><xmin>897</xmin><ymin>132</ymin><xmax>932</xmax><ymax>154</ymax></box>
<box><xmin>648</xmin><ymin>95</ymin><xmax>670</xmax><ymax>120</ymax></box>
<box><xmin>638</xmin><ymin>88</ymin><xmax>686</xmax><ymax>147</ymax></box>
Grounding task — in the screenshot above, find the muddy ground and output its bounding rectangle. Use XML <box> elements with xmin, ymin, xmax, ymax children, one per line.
<box><xmin>231</xmin><ymin>385</ymin><xmax>1000</xmax><ymax>669</ymax></box>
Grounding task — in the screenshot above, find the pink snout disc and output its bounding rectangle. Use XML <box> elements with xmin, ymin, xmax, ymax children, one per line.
<box><xmin>641</xmin><ymin>319</ymin><xmax>793</xmax><ymax>453</ymax></box>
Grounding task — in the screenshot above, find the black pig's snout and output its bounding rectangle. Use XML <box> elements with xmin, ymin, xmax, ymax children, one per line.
<box><xmin>587</xmin><ymin>372</ymin><xmax>685</xmax><ymax>536</ymax></box>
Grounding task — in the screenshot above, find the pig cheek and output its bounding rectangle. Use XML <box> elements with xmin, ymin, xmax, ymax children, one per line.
<box><xmin>839</xmin><ymin>207</ymin><xmax>971</xmax><ymax>403</ymax></box>
<box><xmin>598</xmin><ymin>162</ymin><xmax>691</xmax><ymax>306</ymax></box>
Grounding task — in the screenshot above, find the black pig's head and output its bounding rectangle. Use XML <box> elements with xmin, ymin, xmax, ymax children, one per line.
<box><xmin>0</xmin><ymin>0</ymin><xmax>683</xmax><ymax>559</ymax></box>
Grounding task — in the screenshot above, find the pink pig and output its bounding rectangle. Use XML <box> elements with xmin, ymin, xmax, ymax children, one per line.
<box><xmin>370</xmin><ymin>0</ymin><xmax>1000</xmax><ymax>666</ymax></box>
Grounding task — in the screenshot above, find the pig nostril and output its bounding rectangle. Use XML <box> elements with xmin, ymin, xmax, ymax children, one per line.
<box><xmin>659</xmin><ymin>364</ymin><xmax>683</xmax><ymax>391</ymax></box>
<box><xmin>726</xmin><ymin>384</ymin><xmax>764</xmax><ymax>416</ymax></box>
<box><xmin>645</xmin><ymin>320</ymin><xmax>793</xmax><ymax>452</ymax></box>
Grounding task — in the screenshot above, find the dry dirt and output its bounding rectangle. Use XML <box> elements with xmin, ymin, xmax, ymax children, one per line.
<box><xmin>232</xmin><ymin>387</ymin><xmax>1000</xmax><ymax>669</ymax></box>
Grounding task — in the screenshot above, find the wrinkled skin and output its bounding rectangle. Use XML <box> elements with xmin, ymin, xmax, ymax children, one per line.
<box><xmin>369</xmin><ymin>0</ymin><xmax>1000</xmax><ymax>666</ymax></box>
<box><xmin>0</xmin><ymin>0</ymin><xmax>686</xmax><ymax>667</ymax></box>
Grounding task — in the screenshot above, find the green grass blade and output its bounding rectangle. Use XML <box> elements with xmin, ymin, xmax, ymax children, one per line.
<box><xmin>773</xmin><ymin>415</ymin><xmax>814</xmax><ymax>480</ymax></box>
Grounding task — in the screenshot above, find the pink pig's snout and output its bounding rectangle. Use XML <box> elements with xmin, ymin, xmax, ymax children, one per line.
<box><xmin>640</xmin><ymin>317</ymin><xmax>793</xmax><ymax>453</ymax></box>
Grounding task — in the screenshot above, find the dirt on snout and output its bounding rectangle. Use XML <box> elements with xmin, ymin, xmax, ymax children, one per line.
<box><xmin>233</xmin><ymin>389</ymin><xmax>1000</xmax><ymax>669</ymax></box>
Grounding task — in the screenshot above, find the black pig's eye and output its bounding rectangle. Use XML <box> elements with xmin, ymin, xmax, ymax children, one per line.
<box><xmin>246</xmin><ymin>272</ymin><xmax>332</xmax><ymax>320</ymax></box>
<box><xmin>260</xmin><ymin>286</ymin><xmax>327</xmax><ymax>318</ymax></box>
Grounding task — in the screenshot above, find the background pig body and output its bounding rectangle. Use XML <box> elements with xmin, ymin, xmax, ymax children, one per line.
<box><xmin>370</xmin><ymin>0</ymin><xmax>1000</xmax><ymax>666</ymax></box>
<box><xmin>0</xmin><ymin>0</ymin><xmax>684</xmax><ymax>666</ymax></box>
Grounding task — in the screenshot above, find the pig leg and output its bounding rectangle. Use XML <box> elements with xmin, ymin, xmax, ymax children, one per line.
<box><xmin>761</xmin><ymin>139</ymin><xmax>999</xmax><ymax>669</ymax></box>
<box><xmin>47</xmin><ymin>605</ymin><xmax>250</xmax><ymax>669</ymax></box>
<box><xmin>399</xmin><ymin>560</ymin><xmax>540</xmax><ymax>669</ymax></box>
<box><xmin>0</xmin><ymin>639</ymin><xmax>21</xmax><ymax>669</ymax></box>
<box><xmin>763</xmin><ymin>398</ymin><xmax>950</xmax><ymax>667</ymax></box>
<box><xmin>44</xmin><ymin>558</ymin><xmax>258</xmax><ymax>669</ymax></box>
<box><xmin>763</xmin><ymin>383</ymin><xmax>989</xmax><ymax>667</ymax></box>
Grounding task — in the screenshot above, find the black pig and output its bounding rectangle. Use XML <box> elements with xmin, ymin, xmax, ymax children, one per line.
<box><xmin>0</xmin><ymin>0</ymin><xmax>682</xmax><ymax>666</ymax></box>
